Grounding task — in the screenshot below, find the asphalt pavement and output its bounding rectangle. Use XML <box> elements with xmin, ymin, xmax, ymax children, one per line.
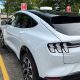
<box><xmin>0</xmin><ymin>43</ymin><xmax>24</xmax><ymax>80</ymax></box>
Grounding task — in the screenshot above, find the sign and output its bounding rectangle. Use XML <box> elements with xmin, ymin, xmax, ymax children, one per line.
<box><xmin>66</xmin><ymin>5</ymin><xmax>71</xmax><ymax>12</ymax></box>
<box><xmin>21</xmin><ymin>3</ymin><xmax>27</xmax><ymax>10</ymax></box>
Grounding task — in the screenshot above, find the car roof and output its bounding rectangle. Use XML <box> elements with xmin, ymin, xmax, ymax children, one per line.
<box><xmin>17</xmin><ymin>10</ymin><xmax>80</xmax><ymax>25</ymax></box>
<box><xmin>28</xmin><ymin>10</ymin><xmax>80</xmax><ymax>17</ymax></box>
<box><xmin>28</xmin><ymin>10</ymin><xmax>59</xmax><ymax>18</ymax></box>
<box><xmin>28</xmin><ymin>10</ymin><xmax>60</xmax><ymax>24</ymax></box>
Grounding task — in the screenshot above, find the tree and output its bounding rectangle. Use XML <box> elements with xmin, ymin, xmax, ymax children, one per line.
<box><xmin>4</xmin><ymin>0</ymin><xmax>80</xmax><ymax>15</ymax></box>
<box><xmin>4</xmin><ymin>0</ymin><xmax>34</xmax><ymax>18</ymax></box>
<box><xmin>4</xmin><ymin>0</ymin><xmax>11</xmax><ymax>18</ymax></box>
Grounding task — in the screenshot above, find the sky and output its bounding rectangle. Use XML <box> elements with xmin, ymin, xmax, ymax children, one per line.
<box><xmin>0</xmin><ymin>0</ymin><xmax>5</xmax><ymax>4</ymax></box>
<box><xmin>0</xmin><ymin>0</ymin><xmax>4</xmax><ymax>9</ymax></box>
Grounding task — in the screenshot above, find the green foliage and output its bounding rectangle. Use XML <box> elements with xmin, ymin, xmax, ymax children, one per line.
<box><xmin>3</xmin><ymin>0</ymin><xmax>80</xmax><ymax>15</ymax></box>
<box><xmin>4</xmin><ymin>0</ymin><xmax>33</xmax><ymax>13</ymax></box>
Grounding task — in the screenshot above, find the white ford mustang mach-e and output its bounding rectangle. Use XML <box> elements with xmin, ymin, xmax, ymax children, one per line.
<box><xmin>1</xmin><ymin>10</ymin><xmax>80</xmax><ymax>80</ymax></box>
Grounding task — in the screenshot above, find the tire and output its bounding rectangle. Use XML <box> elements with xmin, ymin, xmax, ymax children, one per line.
<box><xmin>21</xmin><ymin>50</ymin><xmax>39</xmax><ymax>80</ymax></box>
<box><xmin>0</xmin><ymin>32</ymin><xmax>6</xmax><ymax>48</ymax></box>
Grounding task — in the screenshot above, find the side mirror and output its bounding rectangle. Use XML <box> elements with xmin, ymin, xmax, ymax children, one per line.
<box><xmin>1</xmin><ymin>20</ymin><xmax>7</xmax><ymax>25</ymax></box>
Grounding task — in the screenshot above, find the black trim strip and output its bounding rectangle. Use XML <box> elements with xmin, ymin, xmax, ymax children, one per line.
<box><xmin>62</xmin><ymin>72</ymin><xmax>80</xmax><ymax>80</ymax></box>
<box><xmin>41</xmin><ymin>72</ymin><xmax>80</xmax><ymax>80</ymax></box>
<box><xmin>67</xmin><ymin>43</ymin><xmax>80</xmax><ymax>48</ymax></box>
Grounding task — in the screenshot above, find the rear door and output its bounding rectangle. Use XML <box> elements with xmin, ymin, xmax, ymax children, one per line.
<box><xmin>6</xmin><ymin>12</ymin><xmax>38</xmax><ymax>54</ymax></box>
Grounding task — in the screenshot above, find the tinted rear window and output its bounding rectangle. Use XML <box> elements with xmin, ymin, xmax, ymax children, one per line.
<box><xmin>51</xmin><ymin>16</ymin><xmax>80</xmax><ymax>24</ymax></box>
<box><xmin>29</xmin><ymin>10</ymin><xmax>80</xmax><ymax>24</ymax></box>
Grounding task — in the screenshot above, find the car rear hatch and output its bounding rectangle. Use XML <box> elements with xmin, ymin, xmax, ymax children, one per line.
<box><xmin>30</xmin><ymin>10</ymin><xmax>80</xmax><ymax>63</ymax></box>
<box><xmin>51</xmin><ymin>16</ymin><xmax>80</xmax><ymax>64</ymax></box>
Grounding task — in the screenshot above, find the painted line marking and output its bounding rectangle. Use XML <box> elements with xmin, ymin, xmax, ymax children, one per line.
<box><xmin>0</xmin><ymin>54</ymin><xmax>9</xmax><ymax>80</ymax></box>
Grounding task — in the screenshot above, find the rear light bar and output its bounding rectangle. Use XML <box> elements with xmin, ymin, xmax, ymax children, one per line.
<box><xmin>48</xmin><ymin>42</ymin><xmax>80</xmax><ymax>53</ymax></box>
<box><xmin>48</xmin><ymin>43</ymin><xmax>69</xmax><ymax>53</ymax></box>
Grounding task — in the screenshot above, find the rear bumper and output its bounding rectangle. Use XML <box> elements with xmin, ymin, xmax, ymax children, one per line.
<box><xmin>42</xmin><ymin>72</ymin><xmax>80</xmax><ymax>80</ymax></box>
<box><xmin>62</xmin><ymin>72</ymin><xmax>80</xmax><ymax>80</ymax></box>
<box><xmin>44</xmin><ymin>77</ymin><xmax>61</xmax><ymax>80</ymax></box>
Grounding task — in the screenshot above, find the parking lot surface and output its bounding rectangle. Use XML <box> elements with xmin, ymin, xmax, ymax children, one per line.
<box><xmin>0</xmin><ymin>43</ymin><xmax>24</xmax><ymax>80</ymax></box>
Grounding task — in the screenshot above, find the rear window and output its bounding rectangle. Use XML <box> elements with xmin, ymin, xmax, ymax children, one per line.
<box><xmin>29</xmin><ymin>10</ymin><xmax>80</xmax><ymax>24</ymax></box>
<box><xmin>51</xmin><ymin>16</ymin><xmax>80</xmax><ymax>24</ymax></box>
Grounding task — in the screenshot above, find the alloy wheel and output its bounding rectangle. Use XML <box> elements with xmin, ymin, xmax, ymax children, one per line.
<box><xmin>0</xmin><ymin>33</ymin><xmax>4</xmax><ymax>46</ymax></box>
<box><xmin>22</xmin><ymin>57</ymin><xmax>33</xmax><ymax>80</ymax></box>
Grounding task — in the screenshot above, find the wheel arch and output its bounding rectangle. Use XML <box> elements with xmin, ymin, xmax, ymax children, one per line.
<box><xmin>20</xmin><ymin>45</ymin><xmax>39</xmax><ymax>77</ymax></box>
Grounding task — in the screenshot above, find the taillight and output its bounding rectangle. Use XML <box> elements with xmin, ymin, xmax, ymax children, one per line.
<box><xmin>63</xmin><ymin>43</ymin><xmax>69</xmax><ymax>53</ymax></box>
<box><xmin>48</xmin><ymin>43</ymin><xmax>69</xmax><ymax>53</ymax></box>
<box><xmin>48</xmin><ymin>43</ymin><xmax>56</xmax><ymax>53</ymax></box>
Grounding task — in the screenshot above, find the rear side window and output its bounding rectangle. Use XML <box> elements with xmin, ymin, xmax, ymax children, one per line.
<box><xmin>31</xmin><ymin>18</ymin><xmax>38</xmax><ymax>27</ymax></box>
<box><xmin>9</xmin><ymin>13</ymin><xmax>38</xmax><ymax>28</ymax></box>
<box><xmin>19</xmin><ymin>13</ymin><xmax>38</xmax><ymax>28</ymax></box>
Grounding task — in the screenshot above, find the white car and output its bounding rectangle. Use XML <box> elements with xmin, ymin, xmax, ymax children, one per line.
<box><xmin>1</xmin><ymin>10</ymin><xmax>80</xmax><ymax>80</ymax></box>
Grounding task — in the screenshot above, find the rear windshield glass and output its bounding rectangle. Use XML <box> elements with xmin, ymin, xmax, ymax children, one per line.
<box><xmin>51</xmin><ymin>16</ymin><xmax>80</xmax><ymax>24</ymax></box>
<box><xmin>29</xmin><ymin>10</ymin><xmax>80</xmax><ymax>24</ymax></box>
